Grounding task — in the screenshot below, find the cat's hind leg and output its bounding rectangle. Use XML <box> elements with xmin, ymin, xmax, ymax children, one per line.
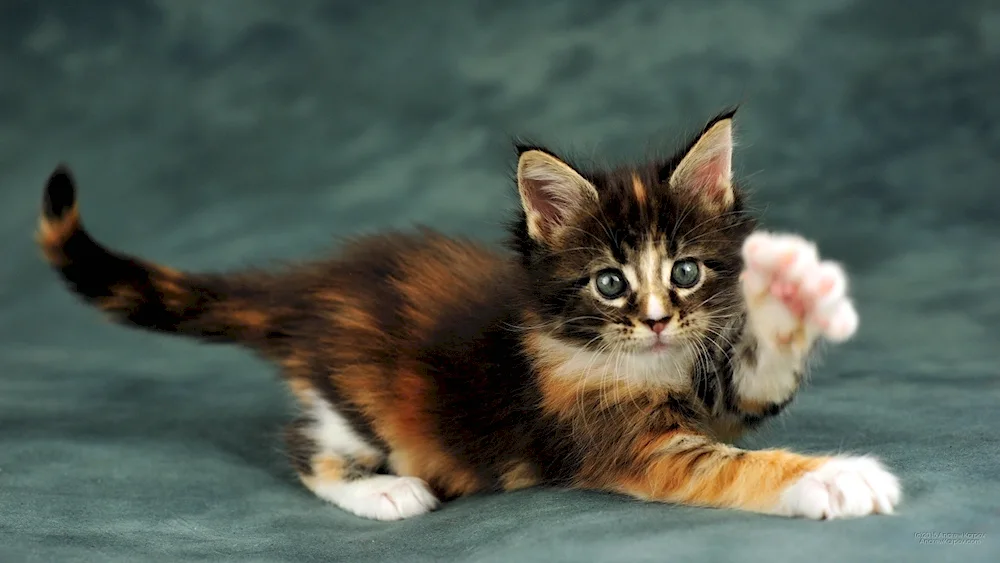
<box><xmin>299</xmin><ymin>453</ymin><xmax>440</xmax><ymax>521</ymax></box>
<box><xmin>284</xmin><ymin>391</ymin><xmax>440</xmax><ymax>521</ymax></box>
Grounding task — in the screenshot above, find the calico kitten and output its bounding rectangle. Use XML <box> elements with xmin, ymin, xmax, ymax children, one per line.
<box><xmin>37</xmin><ymin>110</ymin><xmax>901</xmax><ymax>521</ymax></box>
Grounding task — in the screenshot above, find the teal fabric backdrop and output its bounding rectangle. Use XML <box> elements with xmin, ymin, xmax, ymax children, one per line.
<box><xmin>1</xmin><ymin>1</ymin><xmax>997</xmax><ymax>561</ymax></box>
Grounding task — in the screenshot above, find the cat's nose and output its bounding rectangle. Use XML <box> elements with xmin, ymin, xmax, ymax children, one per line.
<box><xmin>643</xmin><ymin>318</ymin><xmax>669</xmax><ymax>335</ymax></box>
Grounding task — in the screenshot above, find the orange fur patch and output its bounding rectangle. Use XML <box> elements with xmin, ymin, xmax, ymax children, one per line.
<box><xmin>501</xmin><ymin>461</ymin><xmax>540</xmax><ymax>491</ymax></box>
<box><xmin>285</xmin><ymin>377</ymin><xmax>315</xmax><ymax>405</ymax></box>
<box><xmin>281</xmin><ymin>355</ymin><xmax>308</xmax><ymax>372</ymax></box>
<box><xmin>313</xmin><ymin>454</ymin><xmax>347</xmax><ymax>481</ymax></box>
<box><xmin>299</xmin><ymin>454</ymin><xmax>347</xmax><ymax>492</ymax></box>
<box><xmin>227</xmin><ymin>308</ymin><xmax>270</xmax><ymax>331</ymax></box>
<box><xmin>317</xmin><ymin>291</ymin><xmax>378</xmax><ymax>338</ymax></box>
<box><xmin>36</xmin><ymin>208</ymin><xmax>80</xmax><ymax>266</ymax></box>
<box><xmin>394</xmin><ymin>237</ymin><xmax>505</xmax><ymax>337</ymax></box>
<box><xmin>157</xmin><ymin>265</ymin><xmax>183</xmax><ymax>280</ymax></box>
<box><xmin>153</xmin><ymin>274</ymin><xmax>188</xmax><ymax>311</ymax></box>
<box><xmin>98</xmin><ymin>284</ymin><xmax>142</xmax><ymax>312</ymax></box>
<box><xmin>631</xmin><ymin>173</ymin><xmax>647</xmax><ymax>205</ymax></box>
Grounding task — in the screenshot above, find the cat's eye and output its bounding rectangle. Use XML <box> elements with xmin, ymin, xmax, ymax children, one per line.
<box><xmin>595</xmin><ymin>268</ymin><xmax>628</xmax><ymax>299</ymax></box>
<box><xmin>670</xmin><ymin>259</ymin><xmax>701</xmax><ymax>288</ymax></box>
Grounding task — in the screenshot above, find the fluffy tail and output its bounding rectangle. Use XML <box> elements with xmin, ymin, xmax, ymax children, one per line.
<box><xmin>36</xmin><ymin>165</ymin><xmax>283</xmax><ymax>349</ymax></box>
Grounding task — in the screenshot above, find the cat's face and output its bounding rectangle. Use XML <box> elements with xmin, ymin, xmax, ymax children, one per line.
<box><xmin>514</xmin><ymin>111</ymin><xmax>755</xmax><ymax>366</ymax></box>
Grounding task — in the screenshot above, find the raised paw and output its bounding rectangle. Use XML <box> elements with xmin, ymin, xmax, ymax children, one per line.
<box><xmin>775</xmin><ymin>456</ymin><xmax>902</xmax><ymax>520</ymax></box>
<box><xmin>311</xmin><ymin>475</ymin><xmax>441</xmax><ymax>521</ymax></box>
<box><xmin>740</xmin><ymin>231</ymin><xmax>858</xmax><ymax>351</ymax></box>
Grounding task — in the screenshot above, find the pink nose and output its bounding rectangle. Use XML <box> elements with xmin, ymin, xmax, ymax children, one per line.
<box><xmin>643</xmin><ymin>318</ymin><xmax>669</xmax><ymax>335</ymax></box>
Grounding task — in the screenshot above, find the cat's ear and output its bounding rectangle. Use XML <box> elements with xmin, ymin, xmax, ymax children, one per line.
<box><xmin>668</xmin><ymin>110</ymin><xmax>736</xmax><ymax>210</ymax></box>
<box><xmin>517</xmin><ymin>148</ymin><xmax>599</xmax><ymax>245</ymax></box>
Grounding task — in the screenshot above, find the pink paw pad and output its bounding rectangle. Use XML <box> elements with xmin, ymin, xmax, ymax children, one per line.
<box><xmin>770</xmin><ymin>279</ymin><xmax>807</xmax><ymax>317</ymax></box>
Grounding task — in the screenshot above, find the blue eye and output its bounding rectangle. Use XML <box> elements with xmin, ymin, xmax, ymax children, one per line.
<box><xmin>670</xmin><ymin>259</ymin><xmax>700</xmax><ymax>288</ymax></box>
<box><xmin>595</xmin><ymin>269</ymin><xmax>628</xmax><ymax>299</ymax></box>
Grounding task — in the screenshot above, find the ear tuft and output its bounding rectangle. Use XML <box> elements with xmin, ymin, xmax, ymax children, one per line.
<box><xmin>713</xmin><ymin>105</ymin><xmax>739</xmax><ymax>123</ymax></box>
<box><xmin>517</xmin><ymin>150</ymin><xmax>598</xmax><ymax>245</ymax></box>
<box><xmin>514</xmin><ymin>142</ymin><xmax>549</xmax><ymax>157</ymax></box>
<box><xmin>669</xmin><ymin>112</ymin><xmax>736</xmax><ymax>210</ymax></box>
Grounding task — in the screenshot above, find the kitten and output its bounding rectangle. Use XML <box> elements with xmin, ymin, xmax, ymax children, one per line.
<box><xmin>36</xmin><ymin>110</ymin><xmax>900</xmax><ymax>521</ymax></box>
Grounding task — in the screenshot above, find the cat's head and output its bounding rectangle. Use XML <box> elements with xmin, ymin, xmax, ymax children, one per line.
<box><xmin>511</xmin><ymin>110</ymin><xmax>756</xmax><ymax>370</ymax></box>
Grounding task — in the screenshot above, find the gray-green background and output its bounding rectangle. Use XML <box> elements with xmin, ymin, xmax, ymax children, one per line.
<box><xmin>1</xmin><ymin>1</ymin><xmax>998</xmax><ymax>562</ymax></box>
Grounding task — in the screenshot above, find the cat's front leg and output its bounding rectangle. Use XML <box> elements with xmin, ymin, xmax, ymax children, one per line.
<box><xmin>685</xmin><ymin>232</ymin><xmax>902</xmax><ymax>517</ymax></box>
<box><xmin>729</xmin><ymin>231</ymin><xmax>859</xmax><ymax>420</ymax></box>
<box><xmin>613</xmin><ymin>431</ymin><xmax>901</xmax><ymax>519</ymax></box>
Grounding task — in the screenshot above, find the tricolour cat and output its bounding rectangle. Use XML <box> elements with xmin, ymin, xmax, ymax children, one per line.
<box><xmin>37</xmin><ymin>110</ymin><xmax>901</xmax><ymax>521</ymax></box>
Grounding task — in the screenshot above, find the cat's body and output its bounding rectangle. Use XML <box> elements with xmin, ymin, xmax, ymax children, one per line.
<box><xmin>37</xmin><ymin>111</ymin><xmax>901</xmax><ymax>521</ymax></box>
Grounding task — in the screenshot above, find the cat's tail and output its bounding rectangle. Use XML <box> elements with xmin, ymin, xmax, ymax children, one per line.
<box><xmin>36</xmin><ymin>165</ymin><xmax>286</xmax><ymax>351</ymax></box>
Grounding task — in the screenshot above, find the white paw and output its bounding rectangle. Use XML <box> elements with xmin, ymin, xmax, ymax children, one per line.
<box><xmin>312</xmin><ymin>475</ymin><xmax>441</xmax><ymax>521</ymax></box>
<box><xmin>776</xmin><ymin>456</ymin><xmax>902</xmax><ymax>520</ymax></box>
<box><xmin>741</xmin><ymin>231</ymin><xmax>858</xmax><ymax>351</ymax></box>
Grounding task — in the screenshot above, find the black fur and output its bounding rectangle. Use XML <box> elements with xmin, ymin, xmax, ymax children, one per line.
<box><xmin>42</xmin><ymin>165</ymin><xmax>77</xmax><ymax>219</ymax></box>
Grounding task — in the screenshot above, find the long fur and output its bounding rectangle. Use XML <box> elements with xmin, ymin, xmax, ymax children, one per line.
<box><xmin>35</xmin><ymin>111</ymin><xmax>899</xmax><ymax>521</ymax></box>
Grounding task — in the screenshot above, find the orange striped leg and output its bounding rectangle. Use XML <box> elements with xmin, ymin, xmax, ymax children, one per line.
<box><xmin>610</xmin><ymin>432</ymin><xmax>901</xmax><ymax>520</ymax></box>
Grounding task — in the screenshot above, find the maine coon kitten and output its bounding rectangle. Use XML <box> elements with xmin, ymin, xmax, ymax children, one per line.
<box><xmin>37</xmin><ymin>110</ymin><xmax>901</xmax><ymax>521</ymax></box>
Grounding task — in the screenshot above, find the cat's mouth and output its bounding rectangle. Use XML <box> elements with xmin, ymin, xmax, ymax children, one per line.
<box><xmin>629</xmin><ymin>335</ymin><xmax>673</xmax><ymax>355</ymax></box>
